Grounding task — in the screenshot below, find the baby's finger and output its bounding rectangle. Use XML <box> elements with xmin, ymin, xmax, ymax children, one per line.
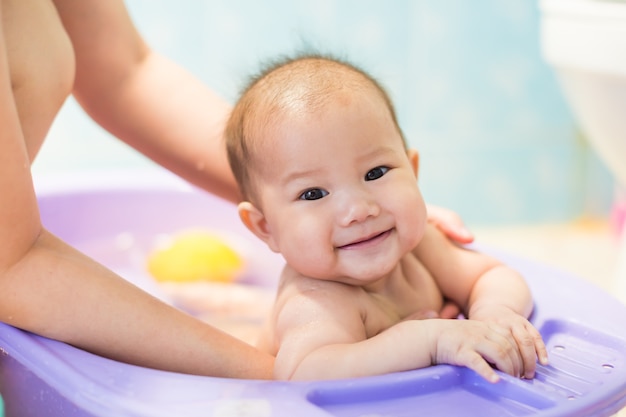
<box><xmin>470</xmin><ymin>335</ymin><xmax>519</xmax><ymax>379</ymax></box>
<box><xmin>459</xmin><ymin>350</ymin><xmax>500</xmax><ymax>383</ymax></box>
<box><xmin>512</xmin><ymin>322</ymin><xmax>549</xmax><ymax>378</ymax></box>
<box><xmin>487</xmin><ymin>328</ymin><xmax>523</xmax><ymax>378</ymax></box>
<box><xmin>438</xmin><ymin>301</ymin><xmax>461</xmax><ymax>320</ymax></box>
<box><xmin>511</xmin><ymin>326</ymin><xmax>539</xmax><ymax>378</ymax></box>
<box><xmin>533</xmin><ymin>327</ymin><xmax>549</xmax><ymax>366</ymax></box>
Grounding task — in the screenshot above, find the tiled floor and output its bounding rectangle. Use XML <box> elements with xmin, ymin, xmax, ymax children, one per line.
<box><xmin>473</xmin><ymin>218</ymin><xmax>626</xmax><ymax>417</ymax></box>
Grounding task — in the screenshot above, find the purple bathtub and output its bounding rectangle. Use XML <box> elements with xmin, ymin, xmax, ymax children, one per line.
<box><xmin>0</xmin><ymin>168</ymin><xmax>625</xmax><ymax>417</ymax></box>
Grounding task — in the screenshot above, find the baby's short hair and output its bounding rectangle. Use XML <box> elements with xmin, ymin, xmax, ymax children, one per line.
<box><xmin>225</xmin><ymin>52</ymin><xmax>405</xmax><ymax>203</ymax></box>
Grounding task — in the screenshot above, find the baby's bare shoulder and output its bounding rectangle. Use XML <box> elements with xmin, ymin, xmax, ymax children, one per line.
<box><xmin>274</xmin><ymin>271</ymin><xmax>367</xmax><ymax>322</ymax></box>
<box><xmin>282</xmin><ymin>275</ymin><xmax>363</xmax><ymax>306</ymax></box>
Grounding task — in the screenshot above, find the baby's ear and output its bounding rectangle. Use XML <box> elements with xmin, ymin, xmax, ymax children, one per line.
<box><xmin>238</xmin><ymin>202</ymin><xmax>279</xmax><ymax>253</ymax></box>
<box><xmin>407</xmin><ymin>148</ymin><xmax>420</xmax><ymax>179</ymax></box>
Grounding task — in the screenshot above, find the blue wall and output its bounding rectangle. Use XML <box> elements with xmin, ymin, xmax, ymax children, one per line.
<box><xmin>34</xmin><ymin>0</ymin><xmax>614</xmax><ymax>225</ymax></box>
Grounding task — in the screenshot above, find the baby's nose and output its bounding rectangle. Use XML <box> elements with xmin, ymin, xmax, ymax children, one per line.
<box><xmin>338</xmin><ymin>190</ymin><xmax>381</xmax><ymax>226</ymax></box>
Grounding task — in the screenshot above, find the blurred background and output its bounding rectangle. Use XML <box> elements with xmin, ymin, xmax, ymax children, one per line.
<box><xmin>32</xmin><ymin>0</ymin><xmax>623</xmax><ymax>292</ymax></box>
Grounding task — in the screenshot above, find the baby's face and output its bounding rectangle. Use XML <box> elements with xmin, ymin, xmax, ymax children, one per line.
<box><xmin>253</xmin><ymin>90</ymin><xmax>427</xmax><ymax>284</ymax></box>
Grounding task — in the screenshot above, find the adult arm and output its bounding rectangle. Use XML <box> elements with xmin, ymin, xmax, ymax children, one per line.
<box><xmin>426</xmin><ymin>204</ymin><xmax>474</xmax><ymax>245</ymax></box>
<box><xmin>0</xmin><ymin>1</ymin><xmax>272</xmax><ymax>379</ymax></box>
<box><xmin>54</xmin><ymin>0</ymin><xmax>240</xmax><ymax>202</ymax></box>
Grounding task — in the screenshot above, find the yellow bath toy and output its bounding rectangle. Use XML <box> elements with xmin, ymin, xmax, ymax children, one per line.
<box><xmin>147</xmin><ymin>231</ymin><xmax>244</xmax><ymax>283</ymax></box>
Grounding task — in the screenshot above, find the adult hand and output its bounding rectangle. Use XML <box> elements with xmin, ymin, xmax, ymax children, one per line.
<box><xmin>426</xmin><ymin>204</ymin><xmax>474</xmax><ymax>245</ymax></box>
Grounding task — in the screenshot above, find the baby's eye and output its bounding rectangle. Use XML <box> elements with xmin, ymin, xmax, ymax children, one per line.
<box><xmin>299</xmin><ymin>188</ymin><xmax>329</xmax><ymax>201</ymax></box>
<box><xmin>365</xmin><ymin>166</ymin><xmax>389</xmax><ymax>181</ymax></box>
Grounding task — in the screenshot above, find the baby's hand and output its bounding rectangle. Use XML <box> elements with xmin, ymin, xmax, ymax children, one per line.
<box><xmin>469</xmin><ymin>305</ymin><xmax>549</xmax><ymax>379</ymax></box>
<box><xmin>430</xmin><ymin>319</ymin><xmax>545</xmax><ymax>383</ymax></box>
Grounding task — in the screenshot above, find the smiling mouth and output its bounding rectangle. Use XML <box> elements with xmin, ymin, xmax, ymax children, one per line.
<box><xmin>338</xmin><ymin>229</ymin><xmax>392</xmax><ymax>250</ymax></box>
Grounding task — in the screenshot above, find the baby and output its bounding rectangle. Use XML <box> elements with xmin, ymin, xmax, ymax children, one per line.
<box><xmin>225</xmin><ymin>53</ymin><xmax>548</xmax><ymax>382</ymax></box>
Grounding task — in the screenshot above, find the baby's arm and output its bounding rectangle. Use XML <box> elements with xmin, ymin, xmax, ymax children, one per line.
<box><xmin>464</xmin><ymin>265</ymin><xmax>549</xmax><ymax>378</ymax></box>
<box><xmin>416</xmin><ymin>223</ymin><xmax>549</xmax><ymax>379</ymax></box>
<box><xmin>272</xmin><ymin>283</ymin><xmax>526</xmax><ymax>381</ymax></box>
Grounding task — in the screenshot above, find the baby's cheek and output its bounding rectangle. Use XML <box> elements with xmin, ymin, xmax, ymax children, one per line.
<box><xmin>281</xmin><ymin>236</ymin><xmax>327</xmax><ymax>276</ymax></box>
<box><xmin>403</xmin><ymin>199</ymin><xmax>427</xmax><ymax>241</ymax></box>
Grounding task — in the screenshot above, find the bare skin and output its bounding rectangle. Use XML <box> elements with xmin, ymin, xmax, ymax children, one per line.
<box><xmin>0</xmin><ymin>0</ymin><xmax>472</xmax><ymax>378</ymax></box>
<box><xmin>229</xmin><ymin>57</ymin><xmax>549</xmax><ymax>382</ymax></box>
<box><xmin>0</xmin><ymin>0</ymin><xmax>271</xmax><ymax>379</ymax></box>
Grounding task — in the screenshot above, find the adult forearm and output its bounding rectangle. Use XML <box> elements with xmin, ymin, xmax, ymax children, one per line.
<box><xmin>0</xmin><ymin>229</ymin><xmax>273</xmax><ymax>378</ymax></box>
<box><xmin>75</xmin><ymin>52</ymin><xmax>240</xmax><ymax>203</ymax></box>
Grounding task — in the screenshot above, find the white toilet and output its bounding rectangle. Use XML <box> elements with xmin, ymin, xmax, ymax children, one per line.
<box><xmin>539</xmin><ymin>0</ymin><xmax>626</xmax><ymax>303</ymax></box>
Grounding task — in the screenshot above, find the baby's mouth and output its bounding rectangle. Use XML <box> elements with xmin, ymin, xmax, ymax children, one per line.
<box><xmin>338</xmin><ymin>229</ymin><xmax>392</xmax><ymax>250</ymax></box>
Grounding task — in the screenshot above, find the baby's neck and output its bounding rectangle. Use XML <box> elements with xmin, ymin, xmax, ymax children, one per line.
<box><xmin>361</xmin><ymin>262</ymin><xmax>408</xmax><ymax>296</ymax></box>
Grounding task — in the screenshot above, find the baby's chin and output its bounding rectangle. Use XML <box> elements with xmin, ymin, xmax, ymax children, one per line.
<box><xmin>283</xmin><ymin>246</ymin><xmax>406</xmax><ymax>284</ymax></box>
<box><xmin>332</xmin><ymin>263</ymin><xmax>403</xmax><ymax>286</ymax></box>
